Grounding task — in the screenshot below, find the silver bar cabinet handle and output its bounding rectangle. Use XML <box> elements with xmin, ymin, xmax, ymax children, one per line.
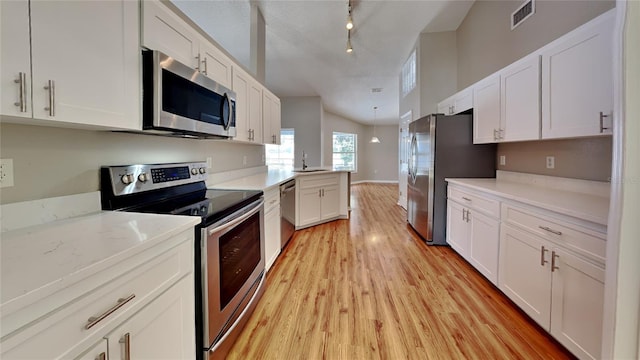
<box><xmin>14</xmin><ymin>72</ymin><xmax>27</xmax><ymax>112</ymax></box>
<box><xmin>97</xmin><ymin>352</ymin><xmax>106</xmax><ymax>360</ymax></box>
<box><xmin>466</xmin><ymin>209</ymin><xmax>470</xmax><ymax>223</ymax></box>
<box><xmin>538</xmin><ymin>226</ymin><xmax>562</xmax><ymax>236</ymax></box>
<box><xmin>493</xmin><ymin>129</ymin><xmax>498</xmax><ymax>140</ymax></box>
<box><xmin>599</xmin><ymin>112</ymin><xmax>610</xmax><ymax>133</ymax></box>
<box><xmin>119</xmin><ymin>332</ymin><xmax>131</xmax><ymax>360</ymax></box>
<box><xmin>462</xmin><ymin>197</ymin><xmax>471</xmax><ymax>202</ymax></box>
<box><xmin>202</xmin><ymin>57</ymin><xmax>208</xmax><ymax>75</ymax></box>
<box><xmin>85</xmin><ymin>294</ymin><xmax>135</xmax><ymax>329</ymax></box>
<box><xmin>540</xmin><ymin>246</ymin><xmax>549</xmax><ymax>266</ymax></box>
<box><xmin>551</xmin><ymin>251</ymin><xmax>559</xmax><ymax>272</ymax></box>
<box><xmin>44</xmin><ymin>80</ymin><xmax>55</xmax><ymax>116</ymax></box>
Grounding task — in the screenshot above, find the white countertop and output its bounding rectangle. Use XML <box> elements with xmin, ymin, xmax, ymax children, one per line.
<box><xmin>211</xmin><ymin>168</ymin><xmax>349</xmax><ymax>191</ymax></box>
<box><xmin>1</xmin><ymin>211</ymin><xmax>200</xmax><ymax>306</ymax></box>
<box><xmin>446</xmin><ymin>178</ymin><xmax>609</xmax><ymax>226</ymax></box>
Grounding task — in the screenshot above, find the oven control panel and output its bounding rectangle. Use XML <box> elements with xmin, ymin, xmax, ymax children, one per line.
<box><xmin>104</xmin><ymin>162</ymin><xmax>208</xmax><ymax>196</ymax></box>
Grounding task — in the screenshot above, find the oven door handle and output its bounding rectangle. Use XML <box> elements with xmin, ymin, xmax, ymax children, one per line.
<box><xmin>208</xmin><ymin>199</ymin><xmax>264</xmax><ymax>236</ymax></box>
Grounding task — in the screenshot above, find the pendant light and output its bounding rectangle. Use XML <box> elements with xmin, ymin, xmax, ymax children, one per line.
<box><xmin>346</xmin><ymin>2</ymin><xmax>354</xmax><ymax>30</ymax></box>
<box><xmin>370</xmin><ymin>106</ymin><xmax>381</xmax><ymax>143</ymax></box>
<box><xmin>346</xmin><ymin>30</ymin><xmax>353</xmax><ymax>53</ymax></box>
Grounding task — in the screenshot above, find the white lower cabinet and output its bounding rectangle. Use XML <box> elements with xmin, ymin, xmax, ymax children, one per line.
<box><xmin>446</xmin><ymin>186</ymin><xmax>500</xmax><ymax>284</ymax></box>
<box><xmin>75</xmin><ymin>339</ymin><xmax>108</xmax><ymax>360</ymax></box>
<box><xmin>0</xmin><ymin>230</ymin><xmax>196</xmax><ymax>360</ymax></box>
<box><xmin>264</xmin><ymin>187</ymin><xmax>281</xmax><ymax>272</ymax></box>
<box><xmin>446</xmin><ymin>201</ymin><xmax>470</xmax><ymax>256</ymax></box>
<box><xmin>295</xmin><ymin>172</ymin><xmax>348</xmax><ymax>229</ymax></box>
<box><xmin>106</xmin><ymin>275</ymin><xmax>195</xmax><ymax>360</ymax></box>
<box><xmin>499</xmin><ymin>205</ymin><xmax>605</xmax><ymax>360</ymax></box>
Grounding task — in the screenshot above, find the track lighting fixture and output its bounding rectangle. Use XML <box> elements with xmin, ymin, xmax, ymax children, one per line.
<box><xmin>345</xmin><ymin>1</ymin><xmax>354</xmax><ymax>53</ymax></box>
<box><xmin>346</xmin><ymin>2</ymin><xmax>354</xmax><ymax>30</ymax></box>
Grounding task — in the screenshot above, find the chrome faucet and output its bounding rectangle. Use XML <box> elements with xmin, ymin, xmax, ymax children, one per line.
<box><xmin>302</xmin><ymin>151</ymin><xmax>308</xmax><ymax>170</ymax></box>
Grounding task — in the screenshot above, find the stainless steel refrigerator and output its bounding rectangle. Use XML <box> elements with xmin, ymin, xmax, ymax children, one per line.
<box><xmin>407</xmin><ymin>114</ymin><xmax>496</xmax><ymax>245</ymax></box>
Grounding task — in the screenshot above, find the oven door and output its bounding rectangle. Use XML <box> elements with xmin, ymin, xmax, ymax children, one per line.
<box><xmin>201</xmin><ymin>197</ymin><xmax>264</xmax><ymax>349</ymax></box>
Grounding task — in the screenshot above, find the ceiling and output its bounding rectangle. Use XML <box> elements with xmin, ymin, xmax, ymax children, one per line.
<box><xmin>172</xmin><ymin>0</ymin><xmax>475</xmax><ymax>125</ymax></box>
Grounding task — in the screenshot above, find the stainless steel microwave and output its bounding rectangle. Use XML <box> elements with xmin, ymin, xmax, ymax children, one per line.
<box><xmin>142</xmin><ymin>50</ymin><xmax>236</xmax><ymax>138</ymax></box>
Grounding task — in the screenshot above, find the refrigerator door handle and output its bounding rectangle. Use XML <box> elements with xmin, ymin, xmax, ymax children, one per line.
<box><xmin>409</xmin><ymin>135</ymin><xmax>418</xmax><ymax>184</ymax></box>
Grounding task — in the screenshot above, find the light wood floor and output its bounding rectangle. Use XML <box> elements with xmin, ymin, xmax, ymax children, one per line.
<box><xmin>227</xmin><ymin>183</ymin><xmax>574</xmax><ymax>359</ymax></box>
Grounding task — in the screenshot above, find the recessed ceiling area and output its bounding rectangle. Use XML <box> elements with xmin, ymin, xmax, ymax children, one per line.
<box><xmin>172</xmin><ymin>0</ymin><xmax>475</xmax><ymax>125</ymax></box>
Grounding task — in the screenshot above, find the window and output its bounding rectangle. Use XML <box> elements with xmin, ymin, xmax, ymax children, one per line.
<box><xmin>332</xmin><ymin>132</ymin><xmax>357</xmax><ymax>171</ymax></box>
<box><xmin>265</xmin><ymin>129</ymin><xmax>294</xmax><ymax>169</ymax></box>
<box><xmin>401</xmin><ymin>50</ymin><xmax>416</xmax><ymax>97</ymax></box>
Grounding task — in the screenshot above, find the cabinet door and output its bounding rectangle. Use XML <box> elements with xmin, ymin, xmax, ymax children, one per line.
<box><xmin>453</xmin><ymin>88</ymin><xmax>473</xmax><ymax>114</ymax></box>
<box><xmin>437</xmin><ymin>97</ymin><xmax>453</xmax><ymax>115</ymax></box>
<box><xmin>297</xmin><ymin>187</ymin><xmax>322</xmax><ymax>227</ymax></box>
<box><xmin>499</xmin><ymin>224</ymin><xmax>551</xmax><ymax>329</ymax></box>
<box><xmin>0</xmin><ymin>0</ymin><xmax>32</xmax><ymax>119</ymax></box>
<box><xmin>30</xmin><ymin>0</ymin><xmax>139</xmax><ymax>129</ymax></box>
<box><xmin>541</xmin><ymin>13</ymin><xmax>614</xmax><ymax>139</ymax></box>
<box><xmin>320</xmin><ymin>185</ymin><xmax>340</xmax><ymax>220</ymax></box>
<box><xmin>264</xmin><ymin>206</ymin><xmax>281</xmax><ymax>272</ymax></box>
<box><xmin>249</xmin><ymin>82</ymin><xmax>264</xmax><ymax>142</ymax></box>
<box><xmin>199</xmin><ymin>41</ymin><xmax>232</xmax><ymax>89</ymax></box>
<box><xmin>446</xmin><ymin>201</ymin><xmax>469</xmax><ymax>258</ymax></box>
<box><xmin>550</xmin><ymin>248</ymin><xmax>605</xmax><ymax>360</ymax></box>
<box><xmin>232</xmin><ymin>68</ymin><xmax>251</xmax><ymax>141</ymax></box>
<box><xmin>74</xmin><ymin>339</ymin><xmax>108</xmax><ymax>360</ymax></box>
<box><xmin>270</xmin><ymin>98</ymin><xmax>281</xmax><ymax>145</ymax></box>
<box><xmin>262</xmin><ymin>91</ymin><xmax>273</xmax><ymax>144</ymax></box>
<box><xmin>501</xmin><ymin>55</ymin><xmax>540</xmax><ymax>142</ymax></box>
<box><xmin>108</xmin><ymin>275</ymin><xmax>195</xmax><ymax>360</ymax></box>
<box><xmin>141</xmin><ymin>1</ymin><xmax>199</xmax><ymax>69</ymax></box>
<box><xmin>473</xmin><ymin>75</ymin><xmax>501</xmax><ymax>144</ymax></box>
<box><xmin>468</xmin><ymin>211</ymin><xmax>500</xmax><ymax>285</ymax></box>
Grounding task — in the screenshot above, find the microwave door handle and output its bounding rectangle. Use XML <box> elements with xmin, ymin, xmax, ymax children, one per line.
<box><xmin>208</xmin><ymin>199</ymin><xmax>264</xmax><ymax>236</ymax></box>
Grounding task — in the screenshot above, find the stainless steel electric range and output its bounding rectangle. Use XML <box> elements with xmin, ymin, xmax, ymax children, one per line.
<box><xmin>100</xmin><ymin>162</ymin><xmax>265</xmax><ymax>360</ymax></box>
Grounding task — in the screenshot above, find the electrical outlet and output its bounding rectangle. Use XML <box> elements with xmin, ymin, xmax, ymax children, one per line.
<box><xmin>0</xmin><ymin>159</ymin><xmax>15</xmax><ymax>188</ymax></box>
<box><xmin>499</xmin><ymin>155</ymin><xmax>506</xmax><ymax>166</ymax></box>
<box><xmin>242</xmin><ymin>155</ymin><xmax>247</xmax><ymax>166</ymax></box>
<box><xmin>206</xmin><ymin>157</ymin><xmax>213</xmax><ymax>169</ymax></box>
<box><xmin>546</xmin><ymin>156</ymin><xmax>555</xmax><ymax>169</ymax></box>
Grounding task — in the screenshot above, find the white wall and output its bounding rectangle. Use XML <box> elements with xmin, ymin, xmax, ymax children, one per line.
<box><xmin>0</xmin><ymin>124</ymin><xmax>264</xmax><ymax>204</ymax></box>
<box><xmin>360</xmin><ymin>125</ymin><xmax>399</xmax><ymax>182</ymax></box>
<box><xmin>280</xmin><ymin>96</ymin><xmax>323</xmax><ymax>169</ymax></box>
<box><xmin>419</xmin><ymin>31</ymin><xmax>457</xmax><ymax>117</ymax></box>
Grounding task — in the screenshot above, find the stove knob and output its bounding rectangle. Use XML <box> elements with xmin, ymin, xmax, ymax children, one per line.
<box><xmin>199</xmin><ymin>167</ymin><xmax>206</xmax><ymax>174</ymax></box>
<box><xmin>200</xmin><ymin>205</ymin><xmax>208</xmax><ymax>214</ymax></box>
<box><xmin>121</xmin><ymin>174</ymin><xmax>133</xmax><ymax>185</ymax></box>
<box><xmin>191</xmin><ymin>168</ymin><xmax>198</xmax><ymax>175</ymax></box>
<box><xmin>138</xmin><ymin>173</ymin><xmax>149</xmax><ymax>183</ymax></box>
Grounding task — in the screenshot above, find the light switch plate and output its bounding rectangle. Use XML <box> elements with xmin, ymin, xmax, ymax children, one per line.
<box><xmin>499</xmin><ymin>155</ymin><xmax>506</xmax><ymax>166</ymax></box>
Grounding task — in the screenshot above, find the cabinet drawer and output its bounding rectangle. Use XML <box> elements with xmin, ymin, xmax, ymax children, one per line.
<box><xmin>298</xmin><ymin>174</ymin><xmax>339</xmax><ymax>189</ymax></box>
<box><xmin>1</xmin><ymin>233</ymin><xmax>193</xmax><ymax>359</ymax></box>
<box><xmin>502</xmin><ymin>204</ymin><xmax>606</xmax><ymax>264</ymax></box>
<box><xmin>448</xmin><ymin>186</ymin><xmax>500</xmax><ymax>218</ymax></box>
<box><xmin>264</xmin><ymin>187</ymin><xmax>280</xmax><ymax>213</ymax></box>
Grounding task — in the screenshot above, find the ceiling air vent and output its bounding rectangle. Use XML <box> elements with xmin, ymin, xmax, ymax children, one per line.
<box><xmin>371</xmin><ymin>88</ymin><xmax>383</xmax><ymax>93</ymax></box>
<box><xmin>511</xmin><ymin>0</ymin><xmax>535</xmax><ymax>30</ymax></box>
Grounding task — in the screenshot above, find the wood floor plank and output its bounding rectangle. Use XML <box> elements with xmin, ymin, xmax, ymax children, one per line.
<box><xmin>227</xmin><ymin>183</ymin><xmax>575</xmax><ymax>359</ymax></box>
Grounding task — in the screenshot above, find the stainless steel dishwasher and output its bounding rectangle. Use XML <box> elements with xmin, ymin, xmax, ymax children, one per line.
<box><xmin>280</xmin><ymin>179</ymin><xmax>296</xmax><ymax>249</ymax></box>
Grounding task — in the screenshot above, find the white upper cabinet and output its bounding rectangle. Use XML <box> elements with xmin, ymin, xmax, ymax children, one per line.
<box><xmin>1</xmin><ymin>0</ymin><xmax>31</xmax><ymax>119</ymax></box>
<box><xmin>500</xmin><ymin>54</ymin><xmax>541</xmax><ymax>142</ymax></box>
<box><xmin>473</xmin><ymin>74</ymin><xmax>501</xmax><ymax>144</ymax></box>
<box><xmin>199</xmin><ymin>40</ymin><xmax>232</xmax><ymax>89</ymax></box>
<box><xmin>1</xmin><ymin>0</ymin><xmax>140</xmax><ymax>130</ymax></box>
<box><xmin>142</xmin><ymin>1</ymin><xmax>232</xmax><ymax>88</ymax></box>
<box><xmin>141</xmin><ymin>0</ymin><xmax>199</xmax><ymax>68</ymax></box>
<box><xmin>541</xmin><ymin>10</ymin><xmax>614</xmax><ymax>139</ymax></box>
<box><xmin>437</xmin><ymin>86</ymin><xmax>473</xmax><ymax>115</ymax></box>
<box><xmin>263</xmin><ymin>89</ymin><xmax>281</xmax><ymax>145</ymax></box>
<box><xmin>232</xmin><ymin>66</ymin><xmax>263</xmax><ymax>143</ymax></box>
